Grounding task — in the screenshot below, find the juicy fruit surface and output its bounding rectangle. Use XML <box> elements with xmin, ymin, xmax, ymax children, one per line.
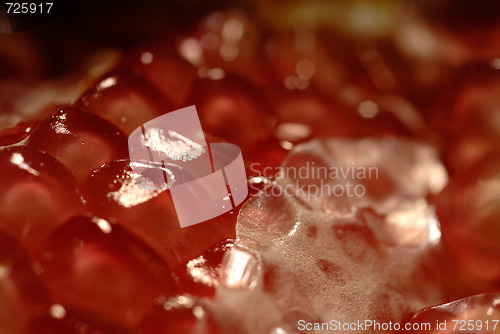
<box><xmin>0</xmin><ymin>146</ymin><xmax>84</xmax><ymax>253</ymax></box>
<box><xmin>36</xmin><ymin>214</ymin><xmax>175</xmax><ymax>328</ymax></box>
<box><xmin>436</xmin><ymin>153</ymin><xmax>500</xmax><ymax>282</ymax></box>
<box><xmin>27</xmin><ymin>108</ymin><xmax>129</xmax><ymax>184</ymax></box>
<box><xmin>1</xmin><ymin>1</ymin><xmax>500</xmax><ymax>333</ymax></box>
<box><xmin>0</xmin><ymin>231</ymin><xmax>49</xmax><ymax>334</ymax></box>
<box><xmin>84</xmin><ymin>159</ymin><xmax>237</xmax><ymax>268</ymax></box>
<box><xmin>78</xmin><ymin>71</ymin><xmax>174</xmax><ymax>135</ymax></box>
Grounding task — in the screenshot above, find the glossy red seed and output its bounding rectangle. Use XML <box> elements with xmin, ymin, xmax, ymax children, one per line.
<box><xmin>177</xmin><ymin>9</ymin><xmax>264</xmax><ymax>83</ymax></box>
<box><xmin>174</xmin><ymin>239</ymin><xmax>234</xmax><ymax>298</ymax></box>
<box><xmin>84</xmin><ymin>159</ymin><xmax>238</xmax><ymax>268</ymax></box>
<box><xmin>436</xmin><ymin>153</ymin><xmax>500</xmax><ymax>282</ymax></box>
<box><xmin>264</xmin><ymin>30</ymin><xmax>351</xmax><ymax>91</ymax></box>
<box><xmin>335</xmin><ymin>85</ymin><xmax>426</xmax><ymax>138</ymax></box>
<box><xmin>36</xmin><ymin>214</ymin><xmax>175</xmax><ymax>328</ymax></box>
<box><xmin>0</xmin><ymin>120</ymin><xmax>35</xmax><ymax>146</ymax></box>
<box><xmin>356</xmin><ymin>105</ymin><xmax>414</xmax><ymax>138</ymax></box>
<box><xmin>405</xmin><ymin>293</ymin><xmax>500</xmax><ymax>334</ymax></box>
<box><xmin>432</xmin><ymin>71</ymin><xmax>500</xmax><ymax>173</ymax></box>
<box><xmin>0</xmin><ymin>146</ymin><xmax>83</xmax><ymax>252</ymax></box>
<box><xmin>443</xmin><ymin>131</ymin><xmax>500</xmax><ymax>174</ymax></box>
<box><xmin>245</xmin><ymin>136</ymin><xmax>289</xmax><ymax>180</ymax></box>
<box><xmin>27</xmin><ymin>108</ymin><xmax>129</xmax><ymax>184</ymax></box>
<box><xmin>451</xmin><ymin>74</ymin><xmax>500</xmax><ymax>135</ymax></box>
<box><xmin>0</xmin><ymin>230</ymin><xmax>49</xmax><ymax>334</ymax></box>
<box><xmin>28</xmin><ymin>306</ymin><xmax>131</xmax><ymax>334</ymax></box>
<box><xmin>122</xmin><ymin>46</ymin><xmax>197</xmax><ymax>107</ymax></box>
<box><xmin>188</xmin><ymin>74</ymin><xmax>276</xmax><ymax>152</ymax></box>
<box><xmin>272</xmin><ymin>83</ymin><xmax>420</xmax><ymax>141</ymax></box>
<box><xmin>136</xmin><ymin>295</ymin><xmax>221</xmax><ymax>334</ymax></box>
<box><xmin>78</xmin><ymin>71</ymin><xmax>173</xmax><ymax>135</ymax></box>
<box><xmin>270</xmin><ymin>87</ymin><xmax>358</xmax><ymax>137</ymax></box>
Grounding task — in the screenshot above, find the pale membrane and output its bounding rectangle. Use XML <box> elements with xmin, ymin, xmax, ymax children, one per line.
<box><xmin>210</xmin><ymin>137</ymin><xmax>449</xmax><ymax>333</ymax></box>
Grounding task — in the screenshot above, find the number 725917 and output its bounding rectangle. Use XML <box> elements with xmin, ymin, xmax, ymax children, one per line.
<box><xmin>5</xmin><ymin>2</ymin><xmax>53</xmax><ymax>14</ymax></box>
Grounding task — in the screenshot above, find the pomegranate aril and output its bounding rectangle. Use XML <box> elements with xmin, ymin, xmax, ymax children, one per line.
<box><xmin>354</xmin><ymin>102</ymin><xmax>416</xmax><ymax>138</ymax></box>
<box><xmin>136</xmin><ymin>295</ymin><xmax>221</xmax><ymax>334</ymax></box>
<box><xmin>263</xmin><ymin>32</ymin><xmax>317</xmax><ymax>86</ymax></box>
<box><xmin>78</xmin><ymin>71</ymin><xmax>173</xmax><ymax>135</ymax></box>
<box><xmin>0</xmin><ymin>230</ymin><xmax>49</xmax><ymax>334</ymax></box>
<box><xmin>174</xmin><ymin>239</ymin><xmax>234</xmax><ymax>298</ymax></box>
<box><xmin>84</xmin><ymin>159</ymin><xmax>236</xmax><ymax>268</ymax></box>
<box><xmin>263</xmin><ymin>28</ymin><xmax>356</xmax><ymax>96</ymax></box>
<box><xmin>28</xmin><ymin>305</ymin><xmax>131</xmax><ymax>334</ymax></box>
<box><xmin>188</xmin><ymin>74</ymin><xmax>276</xmax><ymax>152</ymax></box>
<box><xmin>270</xmin><ymin>87</ymin><xmax>358</xmax><ymax>137</ymax></box>
<box><xmin>444</xmin><ymin>71</ymin><xmax>500</xmax><ymax>136</ymax></box>
<box><xmin>436</xmin><ymin>152</ymin><xmax>500</xmax><ymax>282</ymax></box>
<box><xmin>178</xmin><ymin>9</ymin><xmax>264</xmax><ymax>83</ymax></box>
<box><xmin>122</xmin><ymin>46</ymin><xmax>197</xmax><ymax>107</ymax></box>
<box><xmin>0</xmin><ymin>120</ymin><xmax>35</xmax><ymax>146</ymax></box>
<box><xmin>339</xmin><ymin>84</ymin><xmax>428</xmax><ymax>138</ymax></box>
<box><xmin>405</xmin><ymin>293</ymin><xmax>500</xmax><ymax>334</ymax></box>
<box><xmin>245</xmin><ymin>136</ymin><xmax>289</xmax><ymax>180</ymax></box>
<box><xmin>443</xmin><ymin>131</ymin><xmax>500</xmax><ymax>174</ymax></box>
<box><xmin>35</xmin><ymin>214</ymin><xmax>175</xmax><ymax>328</ymax></box>
<box><xmin>430</xmin><ymin>69</ymin><xmax>500</xmax><ymax>172</ymax></box>
<box><xmin>27</xmin><ymin>108</ymin><xmax>129</xmax><ymax>184</ymax></box>
<box><xmin>0</xmin><ymin>146</ymin><xmax>83</xmax><ymax>252</ymax></box>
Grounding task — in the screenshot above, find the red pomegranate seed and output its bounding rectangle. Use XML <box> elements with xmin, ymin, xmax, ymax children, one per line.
<box><xmin>270</xmin><ymin>87</ymin><xmax>358</xmax><ymax>137</ymax></box>
<box><xmin>405</xmin><ymin>293</ymin><xmax>500</xmax><ymax>334</ymax></box>
<box><xmin>0</xmin><ymin>230</ymin><xmax>49</xmax><ymax>334</ymax></box>
<box><xmin>28</xmin><ymin>306</ymin><xmax>130</xmax><ymax>334</ymax></box>
<box><xmin>188</xmin><ymin>74</ymin><xmax>276</xmax><ymax>152</ymax></box>
<box><xmin>177</xmin><ymin>9</ymin><xmax>264</xmax><ymax>83</ymax></box>
<box><xmin>432</xmin><ymin>69</ymin><xmax>500</xmax><ymax>172</ymax></box>
<box><xmin>263</xmin><ymin>29</ymin><xmax>353</xmax><ymax>92</ymax></box>
<box><xmin>245</xmin><ymin>136</ymin><xmax>289</xmax><ymax>179</ymax></box>
<box><xmin>35</xmin><ymin>214</ymin><xmax>175</xmax><ymax>328</ymax></box>
<box><xmin>174</xmin><ymin>239</ymin><xmax>234</xmax><ymax>298</ymax></box>
<box><xmin>436</xmin><ymin>152</ymin><xmax>500</xmax><ymax>282</ymax></box>
<box><xmin>355</xmin><ymin>105</ymin><xmax>415</xmax><ymax>138</ymax></box>
<box><xmin>84</xmin><ymin>159</ymin><xmax>237</xmax><ymax>268</ymax></box>
<box><xmin>443</xmin><ymin>131</ymin><xmax>500</xmax><ymax>174</ymax></box>
<box><xmin>121</xmin><ymin>46</ymin><xmax>197</xmax><ymax>107</ymax></box>
<box><xmin>0</xmin><ymin>146</ymin><xmax>83</xmax><ymax>252</ymax></box>
<box><xmin>0</xmin><ymin>120</ymin><xmax>35</xmax><ymax>146</ymax></box>
<box><xmin>27</xmin><ymin>108</ymin><xmax>129</xmax><ymax>184</ymax></box>
<box><xmin>136</xmin><ymin>295</ymin><xmax>221</xmax><ymax>334</ymax></box>
<box><xmin>78</xmin><ymin>71</ymin><xmax>173</xmax><ymax>135</ymax></box>
<box><xmin>336</xmin><ymin>87</ymin><xmax>424</xmax><ymax>138</ymax></box>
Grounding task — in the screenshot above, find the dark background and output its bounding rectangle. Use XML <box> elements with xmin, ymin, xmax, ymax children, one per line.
<box><xmin>0</xmin><ymin>0</ymin><xmax>251</xmax><ymax>77</ymax></box>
